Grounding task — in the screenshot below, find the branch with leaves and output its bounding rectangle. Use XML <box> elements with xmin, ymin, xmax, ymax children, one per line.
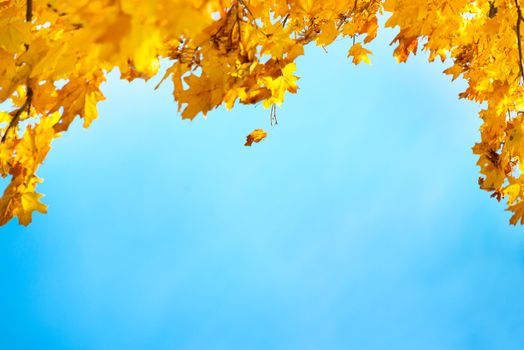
<box><xmin>515</xmin><ymin>0</ymin><xmax>524</xmax><ymax>82</ymax></box>
<box><xmin>2</xmin><ymin>0</ymin><xmax>524</xmax><ymax>226</ymax></box>
<box><xmin>2</xmin><ymin>0</ymin><xmax>33</xmax><ymax>144</ymax></box>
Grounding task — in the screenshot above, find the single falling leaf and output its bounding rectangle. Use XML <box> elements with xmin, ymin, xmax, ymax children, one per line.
<box><xmin>244</xmin><ymin>129</ymin><xmax>267</xmax><ymax>147</ymax></box>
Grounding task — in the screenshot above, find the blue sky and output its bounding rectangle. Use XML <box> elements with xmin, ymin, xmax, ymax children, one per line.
<box><xmin>2</xmin><ymin>26</ymin><xmax>524</xmax><ymax>349</ymax></box>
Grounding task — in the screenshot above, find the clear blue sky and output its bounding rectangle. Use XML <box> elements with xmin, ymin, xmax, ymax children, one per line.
<box><xmin>2</xmin><ymin>27</ymin><xmax>524</xmax><ymax>350</ymax></box>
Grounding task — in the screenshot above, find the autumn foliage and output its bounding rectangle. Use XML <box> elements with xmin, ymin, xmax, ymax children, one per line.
<box><xmin>1</xmin><ymin>0</ymin><xmax>524</xmax><ymax>226</ymax></box>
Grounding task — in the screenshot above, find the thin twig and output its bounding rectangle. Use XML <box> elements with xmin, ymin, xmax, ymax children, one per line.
<box><xmin>281</xmin><ymin>14</ymin><xmax>290</xmax><ymax>27</ymax></box>
<box><xmin>238</xmin><ymin>0</ymin><xmax>254</xmax><ymax>19</ymax></box>
<box><xmin>1</xmin><ymin>0</ymin><xmax>33</xmax><ymax>143</ymax></box>
<box><xmin>270</xmin><ymin>104</ymin><xmax>278</xmax><ymax>126</ymax></box>
<box><xmin>26</xmin><ymin>0</ymin><xmax>32</xmax><ymax>21</ymax></box>
<box><xmin>1</xmin><ymin>89</ymin><xmax>33</xmax><ymax>143</ymax></box>
<box><xmin>515</xmin><ymin>0</ymin><xmax>524</xmax><ymax>82</ymax></box>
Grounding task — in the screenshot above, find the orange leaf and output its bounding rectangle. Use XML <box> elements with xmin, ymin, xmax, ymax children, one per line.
<box><xmin>244</xmin><ymin>129</ymin><xmax>267</xmax><ymax>146</ymax></box>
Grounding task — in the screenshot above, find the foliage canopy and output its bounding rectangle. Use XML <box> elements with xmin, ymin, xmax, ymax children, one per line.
<box><xmin>1</xmin><ymin>0</ymin><xmax>524</xmax><ymax>226</ymax></box>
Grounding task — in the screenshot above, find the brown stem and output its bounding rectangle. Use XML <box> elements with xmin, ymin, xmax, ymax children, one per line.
<box><xmin>515</xmin><ymin>0</ymin><xmax>524</xmax><ymax>82</ymax></box>
<box><xmin>337</xmin><ymin>0</ymin><xmax>358</xmax><ymax>30</ymax></box>
<box><xmin>26</xmin><ymin>0</ymin><xmax>32</xmax><ymax>21</ymax></box>
<box><xmin>270</xmin><ymin>104</ymin><xmax>278</xmax><ymax>126</ymax></box>
<box><xmin>281</xmin><ymin>13</ymin><xmax>290</xmax><ymax>27</ymax></box>
<box><xmin>238</xmin><ymin>0</ymin><xmax>254</xmax><ymax>19</ymax></box>
<box><xmin>1</xmin><ymin>0</ymin><xmax>33</xmax><ymax>143</ymax></box>
<box><xmin>1</xmin><ymin>88</ymin><xmax>33</xmax><ymax>143</ymax></box>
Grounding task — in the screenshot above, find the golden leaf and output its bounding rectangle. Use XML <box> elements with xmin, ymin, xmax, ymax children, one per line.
<box><xmin>245</xmin><ymin>129</ymin><xmax>267</xmax><ymax>147</ymax></box>
<box><xmin>348</xmin><ymin>43</ymin><xmax>372</xmax><ymax>65</ymax></box>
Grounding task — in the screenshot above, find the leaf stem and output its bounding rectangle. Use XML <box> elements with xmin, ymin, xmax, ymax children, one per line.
<box><xmin>1</xmin><ymin>89</ymin><xmax>33</xmax><ymax>143</ymax></box>
<box><xmin>1</xmin><ymin>0</ymin><xmax>33</xmax><ymax>143</ymax></box>
<box><xmin>26</xmin><ymin>0</ymin><xmax>32</xmax><ymax>21</ymax></box>
<box><xmin>515</xmin><ymin>0</ymin><xmax>524</xmax><ymax>82</ymax></box>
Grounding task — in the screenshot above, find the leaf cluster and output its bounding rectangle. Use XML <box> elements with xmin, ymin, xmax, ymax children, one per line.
<box><xmin>1</xmin><ymin>0</ymin><xmax>523</xmax><ymax>226</ymax></box>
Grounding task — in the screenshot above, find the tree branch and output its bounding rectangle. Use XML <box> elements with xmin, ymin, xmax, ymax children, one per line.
<box><xmin>515</xmin><ymin>0</ymin><xmax>524</xmax><ymax>82</ymax></box>
<box><xmin>1</xmin><ymin>89</ymin><xmax>33</xmax><ymax>143</ymax></box>
<box><xmin>26</xmin><ymin>0</ymin><xmax>32</xmax><ymax>21</ymax></box>
<box><xmin>1</xmin><ymin>0</ymin><xmax>33</xmax><ymax>143</ymax></box>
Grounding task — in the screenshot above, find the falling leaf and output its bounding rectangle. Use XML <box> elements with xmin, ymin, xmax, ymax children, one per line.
<box><xmin>245</xmin><ymin>129</ymin><xmax>267</xmax><ymax>147</ymax></box>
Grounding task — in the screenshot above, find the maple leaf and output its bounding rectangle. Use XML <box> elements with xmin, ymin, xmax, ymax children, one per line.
<box><xmin>0</xmin><ymin>8</ymin><xmax>30</xmax><ymax>52</ymax></box>
<box><xmin>0</xmin><ymin>175</ymin><xmax>47</xmax><ymax>226</ymax></box>
<box><xmin>348</xmin><ymin>43</ymin><xmax>372</xmax><ymax>65</ymax></box>
<box><xmin>261</xmin><ymin>62</ymin><xmax>299</xmax><ymax>108</ymax></box>
<box><xmin>245</xmin><ymin>129</ymin><xmax>267</xmax><ymax>147</ymax></box>
<box><xmin>17</xmin><ymin>187</ymin><xmax>47</xmax><ymax>226</ymax></box>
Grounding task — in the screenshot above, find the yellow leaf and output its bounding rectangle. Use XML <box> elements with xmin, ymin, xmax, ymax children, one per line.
<box><xmin>0</xmin><ymin>16</ymin><xmax>30</xmax><ymax>52</ymax></box>
<box><xmin>245</xmin><ymin>129</ymin><xmax>267</xmax><ymax>146</ymax></box>
<box><xmin>348</xmin><ymin>43</ymin><xmax>372</xmax><ymax>65</ymax></box>
<box><xmin>18</xmin><ymin>189</ymin><xmax>47</xmax><ymax>226</ymax></box>
<box><xmin>504</xmin><ymin>184</ymin><xmax>521</xmax><ymax>204</ymax></box>
<box><xmin>261</xmin><ymin>62</ymin><xmax>299</xmax><ymax>108</ymax></box>
<box><xmin>0</xmin><ymin>111</ymin><xmax>12</xmax><ymax>123</ymax></box>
